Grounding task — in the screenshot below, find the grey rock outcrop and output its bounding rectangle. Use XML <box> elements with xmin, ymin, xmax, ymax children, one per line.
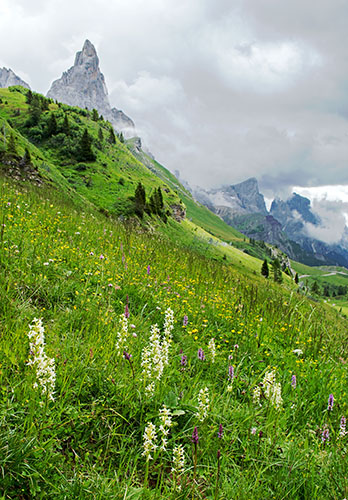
<box><xmin>170</xmin><ymin>204</ymin><xmax>186</xmax><ymax>222</ymax></box>
<box><xmin>270</xmin><ymin>193</ymin><xmax>320</xmax><ymax>241</ymax></box>
<box><xmin>110</xmin><ymin>107</ymin><xmax>135</xmax><ymax>132</ymax></box>
<box><xmin>0</xmin><ymin>68</ymin><xmax>30</xmax><ymax>89</ymax></box>
<box><xmin>47</xmin><ymin>40</ymin><xmax>134</xmax><ymax>133</ymax></box>
<box><xmin>195</xmin><ymin>177</ymin><xmax>267</xmax><ymax>217</ymax></box>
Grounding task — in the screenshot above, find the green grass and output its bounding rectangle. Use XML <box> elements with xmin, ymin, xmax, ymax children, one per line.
<box><xmin>1</xmin><ymin>176</ymin><xmax>348</xmax><ymax>499</ymax></box>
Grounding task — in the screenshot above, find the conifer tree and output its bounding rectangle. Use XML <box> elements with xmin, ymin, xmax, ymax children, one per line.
<box><xmin>26</xmin><ymin>89</ymin><xmax>33</xmax><ymax>104</ymax></box>
<box><xmin>40</xmin><ymin>97</ymin><xmax>49</xmax><ymax>111</ymax></box>
<box><xmin>134</xmin><ymin>182</ymin><xmax>146</xmax><ymax>218</ymax></box>
<box><xmin>92</xmin><ymin>109</ymin><xmax>99</xmax><ymax>121</ymax></box>
<box><xmin>108</xmin><ymin>128</ymin><xmax>116</xmax><ymax>144</ymax></box>
<box><xmin>28</xmin><ymin>94</ymin><xmax>42</xmax><ymax>126</ymax></box>
<box><xmin>22</xmin><ymin>147</ymin><xmax>32</xmax><ymax>166</ymax></box>
<box><xmin>261</xmin><ymin>259</ymin><xmax>269</xmax><ymax>278</ymax></box>
<box><xmin>47</xmin><ymin>113</ymin><xmax>57</xmax><ymax>137</ymax></box>
<box><xmin>78</xmin><ymin>129</ymin><xmax>96</xmax><ymax>162</ymax></box>
<box><xmin>98</xmin><ymin>127</ymin><xmax>104</xmax><ymax>142</ymax></box>
<box><xmin>271</xmin><ymin>258</ymin><xmax>283</xmax><ymax>283</ymax></box>
<box><xmin>156</xmin><ymin>187</ymin><xmax>164</xmax><ymax>210</ymax></box>
<box><xmin>119</xmin><ymin>132</ymin><xmax>124</xmax><ymax>143</ymax></box>
<box><xmin>6</xmin><ymin>132</ymin><xmax>17</xmax><ymax>158</ymax></box>
<box><xmin>294</xmin><ymin>272</ymin><xmax>299</xmax><ymax>285</ymax></box>
<box><xmin>62</xmin><ymin>114</ymin><xmax>70</xmax><ymax>135</ymax></box>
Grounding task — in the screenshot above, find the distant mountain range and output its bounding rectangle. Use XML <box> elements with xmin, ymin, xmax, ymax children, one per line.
<box><xmin>193</xmin><ymin>178</ymin><xmax>348</xmax><ymax>268</ymax></box>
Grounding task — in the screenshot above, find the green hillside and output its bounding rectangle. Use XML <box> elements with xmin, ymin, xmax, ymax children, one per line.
<box><xmin>2</xmin><ymin>88</ymin><xmax>348</xmax><ymax>499</ymax></box>
<box><xmin>0</xmin><ymin>86</ymin><xmax>183</xmax><ymax>216</ymax></box>
<box><xmin>292</xmin><ymin>261</ymin><xmax>348</xmax><ymax>292</ymax></box>
<box><xmin>0</xmin><ymin>86</ymin><xmax>271</xmax><ymax>273</ymax></box>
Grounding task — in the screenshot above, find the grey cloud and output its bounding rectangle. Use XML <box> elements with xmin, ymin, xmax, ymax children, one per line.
<box><xmin>304</xmin><ymin>199</ymin><xmax>348</xmax><ymax>244</ymax></box>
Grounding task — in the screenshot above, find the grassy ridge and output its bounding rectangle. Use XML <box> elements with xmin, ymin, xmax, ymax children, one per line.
<box><xmin>1</xmin><ymin>177</ymin><xmax>348</xmax><ymax>498</ymax></box>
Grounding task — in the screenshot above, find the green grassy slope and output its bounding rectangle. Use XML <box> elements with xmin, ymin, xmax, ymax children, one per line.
<box><xmin>0</xmin><ymin>87</ymin><xmax>183</xmax><ymax>216</ymax></box>
<box><xmin>1</xmin><ymin>165</ymin><xmax>348</xmax><ymax>498</ymax></box>
<box><xmin>292</xmin><ymin>260</ymin><xmax>348</xmax><ymax>298</ymax></box>
<box><xmin>0</xmin><ymin>86</ymin><xmax>273</xmax><ymax>277</ymax></box>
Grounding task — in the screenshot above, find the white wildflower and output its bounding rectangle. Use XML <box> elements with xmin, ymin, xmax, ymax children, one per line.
<box><xmin>141</xmin><ymin>311</ymin><xmax>175</xmax><ymax>397</ymax></box>
<box><xmin>172</xmin><ymin>444</ymin><xmax>185</xmax><ymax>475</ymax></box>
<box><xmin>115</xmin><ymin>314</ymin><xmax>129</xmax><ymax>356</ymax></box>
<box><xmin>208</xmin><ymin>338</ymin><xmax>216</xmax><ymax>363</ymax></box>
<box><xmin>196</xmin><ymin>387</ymin><xmax>210</xmax><ymax>422</ymax></box>
<box><xmin>141</xmin><ymin>324</ymin><xmax>164</xmax><ymax>382</ymax></box>
<box><xmin>263</xmin><ymin>371</ymin><xmax>276</xmax><ymax>400</ymax></box>
<box><xmin>27</xmin><ymin>318</ymin><xmax>56</xmax><ymax>402</ymax></box>
<box><xmin>142</xmin><ymin>422</ymin><xmax>158</xmax><ymax>461</ymax></box>
<box><xmin>263</xmin><ymin>370</ymin><xmax>283</xmax><ymax>410</ymax></box>
<box><xmin>340</xmin><ymin>416</ymin><xmax>346</xmax><ymax>438</ymax></box>
<box><xmin>270</xmin><ymin>382</ymin><xmax>283</xmax><ymax>410</ymax></box>
<box><xmin>253</xmin><ymin>386</ymin><xmax>261</xmax><ymax>406</ymax></box>
<box><xmin>292</xmin><ymin>349</ymin><xmax>303</xmax><ymax>356</ymax></box>
<box><xmin>163</xmin><ymin>307</ymin><xmax>174</xmax><ymax>337</ymax></box>
<box><xmin>145</xmin><ymin>382</ymin><xmax>155</xmax><ymax>397</ymax></box>
<box><xmin>159</xmin><ymin>405</ymin><xmax>172</xmax><ymax>451</ymax></box>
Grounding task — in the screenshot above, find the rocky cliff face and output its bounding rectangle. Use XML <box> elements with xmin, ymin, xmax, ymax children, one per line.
<box><xmin>47</xmin><ymin>40</ymin><xmax>134</xmax><ymax>133</ymax></box>
<box><xmin>194</xmin><ymin>177</ymin><xmax>267</xmax><ymax>217</ymax></box>
<box><xmin>270</xmin><ymin>193</ymin><xmax>320</xmax><ymax>242</ymax></box>
<box><xmin>209</xmin><ymin>177</ymin><xmax>267</xmax><ymax>216</ymax></box>
<box><xmin>0</xmin><ymin>68</ymin><xmax>30</xmax><ymax>89</ymax></box>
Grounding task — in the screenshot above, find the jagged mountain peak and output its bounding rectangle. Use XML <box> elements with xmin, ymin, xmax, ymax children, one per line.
<box><xmin>234</xmin><ymin>177</ymin><xmax>258</xmax><ymax>189</ymax></box>
<box><xmin>74</xmin><ymin>40</ymin><xmax>99</xmax><ymax>70</ymax></box>
<box><xmin>193</xmin><ymin>176</ymin><xmax>267</xmax><ymax>218</ymax></box>
<box><xmin>209</xmin><ymin>177</ymin><xmax>267</xmax><ymax>216</ymax></box>
<box><xmin>47</xmin><ymin>40</ymin><xmax>134</xmax><ymax>133</ymax></box>
<box><xmin>0</xmin><ymin>67</ymin><xmax>30</xmax><ymax>89</ymax></box>
<box><xmin>270</xmin><ymin>191</ymin><xmax>320</xmax><ymax>227</ymax></box>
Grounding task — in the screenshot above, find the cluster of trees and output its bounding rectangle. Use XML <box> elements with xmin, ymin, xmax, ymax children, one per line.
<box><xmin>91</xmin><ymin>109</ymin><xmax>123</xmax><ymax>142</ymax></box>
<box><xmin>249</xmin><ymin>238</ymin><xmax>267</xmax><ymax>249</ymax></box>
<box><xmin>261</xmin><ymin>258</ymin><xmax>283</xmax><ymax>283</ymax></box>
<box><xmin>310</xmin><ymin>281</ymin><xmax>348</xmax><ymax>298</ymax></box>
<box><xmin>23</xmin><ymin>91</ymin><xmax>126</xmax><ymax>164</ymax></box>
<box><xmin>26</xmin><ymin>90</ymin><xmax>51</xmax><ymax>127</ymax></box>
<box><xmin>261</xmin><ymin>257</ymin><xmax>348</xmax><ymax>297</ymax></box>
<box><xmin>0</xmin><ymin>128</ymin><xmax>33</xmax><ymax>170</ymax></box>
<box><xmin>133</xmin><ymin>182</ymin><xmax>167</xmax><ymax>221</ymax></box>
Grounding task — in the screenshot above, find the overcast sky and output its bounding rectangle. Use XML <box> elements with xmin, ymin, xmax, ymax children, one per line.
<box><xmin>1</xmin><ymin>0</ymin><xmax>348</xmax><ymax>202</ymax></box>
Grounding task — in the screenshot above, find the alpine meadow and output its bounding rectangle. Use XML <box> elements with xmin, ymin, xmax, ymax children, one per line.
<box><xmin>1</xmin><ymin>81</ymin><xmax>348</xmax><ymax>500</ymax></box>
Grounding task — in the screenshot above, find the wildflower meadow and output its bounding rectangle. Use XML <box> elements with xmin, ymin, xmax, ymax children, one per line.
<box><xmin>1</xmin><ymin>177</ymin><xmax>348</xmax><ymax>499</ymax></box>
